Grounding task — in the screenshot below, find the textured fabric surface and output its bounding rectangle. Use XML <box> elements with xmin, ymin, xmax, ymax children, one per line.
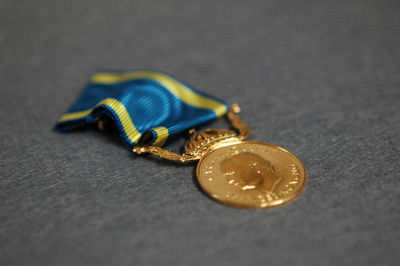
<box><xmin>0</xmin><ymin>0</ymin><xmax>399</xmax><ymax>265</ymax></box>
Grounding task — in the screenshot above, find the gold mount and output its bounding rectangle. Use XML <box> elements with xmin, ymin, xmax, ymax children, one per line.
<box><xmin>132</xmin><ymin>104</ymin><xmax>251</xmax><ymax>162</ymax></box>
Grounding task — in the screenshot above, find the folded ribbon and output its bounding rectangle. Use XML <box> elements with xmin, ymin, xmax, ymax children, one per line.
<box><xmin>55</xmin><ymin>70</ymin><xmax>228</xmax><ymax>149</ymax></box>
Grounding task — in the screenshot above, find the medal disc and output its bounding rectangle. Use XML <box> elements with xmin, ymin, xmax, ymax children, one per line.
<box><xmin>196</xmin><ymin>141</ymin><xmax>306</xmax><ymax>209</ymax></box>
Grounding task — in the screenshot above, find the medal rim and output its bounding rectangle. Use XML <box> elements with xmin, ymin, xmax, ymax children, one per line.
<box><xmin>196</xmin><ymin>140</ymin><xmax>307</xmax><ymax>209</ymax></box>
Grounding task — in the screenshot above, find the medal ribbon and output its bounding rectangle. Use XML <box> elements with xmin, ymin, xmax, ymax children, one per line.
<box><xmin>55</xmin><ymin>70</ymin><xmax>228</xmax><ymax>149</ymax></box>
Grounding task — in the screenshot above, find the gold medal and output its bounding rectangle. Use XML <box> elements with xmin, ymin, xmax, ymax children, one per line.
<box><xmin>197</xmin><ymin>141</ymin><xmax>305</xmax><ymax>208</ymax></box>
<box><xmin>133</xmin><ymin>104</ymin><xmax>306</xmax><ymax>209</ymax></box>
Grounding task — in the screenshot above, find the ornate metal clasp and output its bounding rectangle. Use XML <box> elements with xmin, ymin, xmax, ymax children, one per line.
<box><xmin>133</xmin><ymin>104</ymin><xmax>251</xmax><ymax>162</ymax></box>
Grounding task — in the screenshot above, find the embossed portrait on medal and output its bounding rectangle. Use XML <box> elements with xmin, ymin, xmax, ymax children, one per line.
<box><xmin>220</xmin><ymin>152</ymin><xmax>282</xmax><ymax>193</ymax></box>
<box><xmin>197</xmin><ymin>142</ymin><xmax>306</xmax><ymax>208</ymax></box>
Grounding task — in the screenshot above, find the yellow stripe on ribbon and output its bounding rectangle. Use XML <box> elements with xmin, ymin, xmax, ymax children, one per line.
<box><xmin>90</xmin><ymin>71</ymin><xmax>227</xmax><ymax>118</ymax></box>
<box><xmin>59</xmin><ymin>98</ymin><xmax>141</xmax><ymax>145</ymax></box>
<box><xmin>152</xmin><ymin>126</ymin><xmax>169</xmax><ymax>147</ymax></box>
<box><xmin>59</xmin><ymin>109</ymin><xmax>92</xmax><ymax>121</ymax></box>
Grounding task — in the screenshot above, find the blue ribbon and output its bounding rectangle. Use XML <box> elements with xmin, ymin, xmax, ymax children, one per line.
<box><xmin>55</xmin><ymin>70</ymin><xmax>228</xmax><ymax>149</ymax></box>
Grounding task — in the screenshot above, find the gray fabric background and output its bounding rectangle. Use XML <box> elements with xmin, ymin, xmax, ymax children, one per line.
<box><xmin>0</xmin><ymin>0</ymin><xmax>399</xmax><ymax>265</ymax></box>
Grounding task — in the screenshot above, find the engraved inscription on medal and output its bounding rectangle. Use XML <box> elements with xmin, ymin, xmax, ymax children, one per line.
<box><xmin>277</xmin><ymin>164</ymin><xmax>300</xmax><ymax>197</ymax></box>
